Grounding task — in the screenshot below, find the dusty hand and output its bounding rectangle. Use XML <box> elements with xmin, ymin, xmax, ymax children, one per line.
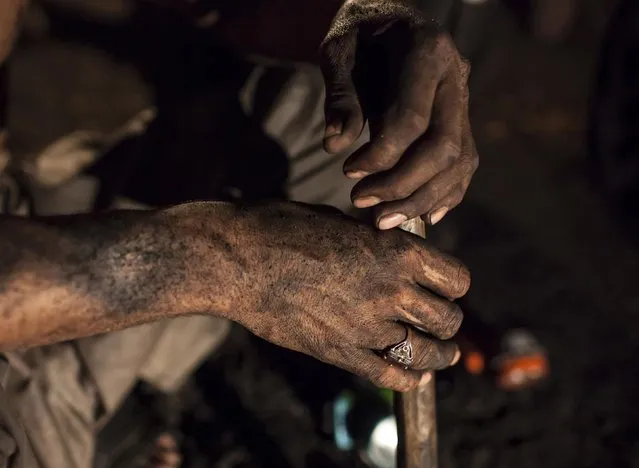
<box><xmin>230</xmin><ymin>202</ymin><xmax>470</xmax><ymax>391</ymax></box>
<box><xmin>320</xmin><ymin>0</ymin><xmax>478</xmax><ymax>228</ymax></box>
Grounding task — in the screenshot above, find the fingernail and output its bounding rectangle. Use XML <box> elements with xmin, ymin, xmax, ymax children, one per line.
<box><xmin>377</xmin><ymin>213</ymin><xmax>408</xmax><ymax>230</ymax></box>
<box><xmin>353</xmin><ymin>196</ymin><xmax>381</xmax><ymax>208</ymax></box>
<box><xmin>451</xmin><ymin>349</ymin><xmax>462</xmax><ymax>366</ymax></box>
<box><xmin>428</xmin><ymin>206</ymin><xmax>449</xmax><ymax>225</ymax></box>
<box><xmin>420</xmin><ymin>372</ymin><xmax>432</xmax><ymax>385</ymax></box>
<box><xmin>345</xmin><ymin>170</ymin><xmax>370</xmax><ymax>180</ymax></box>
<box><xmin>325</xmin><ymin>122</ymin><xmax>343</xmax><ymax>138</ymax></box>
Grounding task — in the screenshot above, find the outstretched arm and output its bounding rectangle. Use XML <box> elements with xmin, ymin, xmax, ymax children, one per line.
<box><xmin>0</xmin><ymin>200</ymin><xmax>470</xmax><ymax>392</ymax></box>
<box><xmin>0</xmin><ymin>203</ymin><xmax>240</xmax><ymax>350</ymax></box>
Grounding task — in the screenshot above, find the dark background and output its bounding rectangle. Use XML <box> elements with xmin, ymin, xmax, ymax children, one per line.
<box><xmin>7</xmin><ymin>0</ymin><xmax>639</xmax><ymax>466</ymax></box>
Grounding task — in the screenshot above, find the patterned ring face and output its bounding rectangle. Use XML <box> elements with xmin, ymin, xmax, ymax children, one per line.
<box><xmin>385</xmin><ymin>337</ymin><xmax>414</xmax><ymax>369</ymax></box>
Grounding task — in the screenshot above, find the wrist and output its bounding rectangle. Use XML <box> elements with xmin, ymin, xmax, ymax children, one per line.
<box><xmin>161</xmin><ymin>201</ymin><xmax>247</xmax><ymax>322</ymax></box>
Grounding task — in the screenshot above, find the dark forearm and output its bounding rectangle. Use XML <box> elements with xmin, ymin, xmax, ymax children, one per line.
<box><xmin>0</xmin><ymin>202</ymin><xmax>241</xmax><ymax>350</ymax></box>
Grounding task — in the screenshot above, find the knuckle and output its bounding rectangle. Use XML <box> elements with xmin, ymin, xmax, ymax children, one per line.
<box><xmin>362</xmin><ymin>142</ymin><xmax>399</xmax><ymax>173</ymax></box>
<box><xmin>396</xmin><ymin>108</ymin><xmax>429</xmax><ymax>135</ymax></box>
<box><xmin>459</xmin><ymin>152</ymin><xmax>478</xmax><ymax>175</ymax></box>
<box><xmin>392</xmin><ymin>235</ymin><xmax>420</xmax><ymax>264</ymax></box>
<box><xmin>416</xmin><ymin>31</ymin><xmax>455</xmax><ymax>74</ymax></box>
<box><xmin>419</xmin><ymin>183</ymin><xmax>444</xmax><ymax>207</ymax></box>
<box><xmin>432</xmin><ymin>32</ymin><xmax>454</xmax><ymax>55</ymax></box>
<box><xmin>387</xmin><ymin>182</ymin><xmax>413</xmax><ymax>200</ymax></box>
<box><xmin>439</xmin><ymin>136</ymin><xmax>462</xmax><ymax>161</ymax></box>
<box><xmin>376</xmin><ymin>281</ymin><xmax>404</xmax><ymax>304</ymax></box>
<box><xmin>374</xmin><ymin>139</ymin><xmax>402</xmax><ymax>167</ymax></box>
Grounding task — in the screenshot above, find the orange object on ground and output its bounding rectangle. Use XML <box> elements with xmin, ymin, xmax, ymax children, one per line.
<box><xmin>496</xmin><ymin>353</ymin><xmax>549</xmax><ymax>391</ymax></box>
<box><xmin>458</xmin><ymin>326</ymin><xmax>550</xmax><ymax>391</ymax></box>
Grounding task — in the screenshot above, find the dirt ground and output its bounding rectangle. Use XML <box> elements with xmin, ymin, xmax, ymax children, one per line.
<box><xmin>6</xmin><ymin>0</ymin><xmax>639</xmax><ymax>467</ymax></box>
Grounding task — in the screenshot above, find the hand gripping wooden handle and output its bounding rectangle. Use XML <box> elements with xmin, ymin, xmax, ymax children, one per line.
<box><xmin>394</xmin><ymin>217</ymin><xmax>437</xmax><ymax>468</ymax></box>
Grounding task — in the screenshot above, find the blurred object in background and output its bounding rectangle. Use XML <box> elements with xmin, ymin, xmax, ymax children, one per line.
<box><xmin>328</xmin><ymin>312</ymin><xmax>551</xmax><ymax>468</ymax></box>
<box><xmin>501</xmin><ymin>0</ymin><xmax>579</xmax><ymax>43</ymax></box>
<box><xmin>457</xmin><ymin>307</ymin><xmax>550</xmax><ymax>391</ymax></box>
<box><xmin>589</xmin><ymin>0</ymin><xmax>639</xmax><ymax>234</ymax></box>
<box><xmin>493</xmin><ymin>329</ymin><xmax>549</xmax><ymax>390</ymax></box>
<box><xmin>331</xmin><ymin>385</ymin><xmax>396</xmax><ymax>468</ymax></box>
<box><xmin>448</xmin><ymin>0</ymin><xmax>497</xmax><ymax>67</ymax></box>
<box><xmin>531</xmin><ymin>0</ymin><xmax>577</xmax><ymax>42</ymax></box>
<box><xmin>415</xmin><ymin>0</ymin><xmax>498</xmax><ymax>69</ymax></box>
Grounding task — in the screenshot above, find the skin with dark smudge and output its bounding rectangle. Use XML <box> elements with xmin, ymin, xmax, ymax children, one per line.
<box><xmin>0</xmin><ymin>202</ymin><xmax>469</xmax><ymax>392</ymax></box>
<box><xmin>321</xmin><ymin>0</ymin><xmax>478</xmax><ymax>229</ymax></box>
<box><xmin>0</xmin><ymin>0</ymin><xmax>477</xmax><ymax>392</ymax></box>
<box><xmin>207</xmin><ymin>0</ymin><xmax>479</xmax><ymax>223</ymax></box>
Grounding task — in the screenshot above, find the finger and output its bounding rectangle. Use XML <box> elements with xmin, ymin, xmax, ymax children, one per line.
<box><xmin>333</xmin><ymin>347</ymin><xmax>423</xmax><ymax>392</ymax></box>
<box><xmin>350</xmin><ymin>134</ymin><xmax>460</xmax><ymax>208</ymax></box>
<box><xmin>396</xmin><ymin>285</ymin><xmax>464</xmax><ymax>340</ymax></box>
<box><xmin>320</xmin><ymin>34</ymin><xmax>365</xmax><ymax>154</ymax></box>
<box><xmin>404</xmin><ymin>240</ymin><xmax>471</xmax><ymax>300</ymax></box>
<box><xmin>373</xmin><ymin>180</ymin><xmax>464</xmax><ymax>229</ymax></box>
<box><xmin>372</xmin><ymin>152</ymin><xmax>476</xmax><ymax>229</ymax></box>
<box><xmin>416</xmin><ymin>86</ymin><xmax>477</xmax><ymax>224</ymax></box>
<box><xmin>342</xmin><ymin>108</ymin><xmax>429</xmax><ymax>180</ymax></box>
<box><xmin>374</xmin><ymin>324</ymin><xmax>460</xmax><ymax>371</ymax></box>
<box><xmin>402</xmin><ymin>327</ymin><xmax>460</xmax><ymax>371</ymax></box>
<box><xmin>424</xmin><ymin>182</ymin><xmax>467</xmax><ymax>226</ymax></box>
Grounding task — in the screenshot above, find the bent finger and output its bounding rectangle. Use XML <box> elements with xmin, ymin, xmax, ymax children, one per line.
<box><xmin>400</xmin><ymin>239</ymin><xmax>471</xmax><ymax>300</ymax></box>
<box><xmin>350</xmin><ymin>133</ymin><xmax>461</xmax><ymax>207</ymax></box>
<box><xmin>375</xmin><ymin>325</ymin><xmax>460</xmax><ymax>371</ymax></box>
<box><xmin>334</xmin><ymin>347</ymin><xmax>423</xmax><ymax>392</ymax></box>
<box><xmin>402</xmin><ymin>326</ymin><xmax>460</xmax><ymax>371</ymax></box>
<box><xmin>395</xmin><ymin>286</ymin><xmax>464</xmax><ymax>340</ymax></box>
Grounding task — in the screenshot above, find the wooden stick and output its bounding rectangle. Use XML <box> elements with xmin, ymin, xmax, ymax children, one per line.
<box><xmin>395</xmin><ymin>217</ymin><xmax>437</xmax><ymax>468</ymax></box>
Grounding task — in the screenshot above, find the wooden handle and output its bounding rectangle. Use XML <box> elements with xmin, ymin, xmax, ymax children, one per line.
<box><xmin>395</xmin><ymin>217</ymin><xmax>437</xmax><ymax>468</ymax></box>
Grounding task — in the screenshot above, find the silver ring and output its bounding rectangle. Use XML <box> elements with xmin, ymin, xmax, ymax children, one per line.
<box><xmin>385</xmin><ymin>333</ymin><xmax>414</xmax><ymax>369</ymax></box>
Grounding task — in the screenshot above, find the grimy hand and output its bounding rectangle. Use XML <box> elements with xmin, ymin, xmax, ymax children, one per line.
<box><xmin>230</xmin><ymin>202</ymin><xmax>470</xmax><ymax>392</ymax></box>
<box><xmin>0</xmin><ymin>201</ymin><xmax>467</xmax><ymax>389</ymax></box>
<box><xmin>320</xmin><ymin>0</ymin><xmax>479</xmax><ymax>229</ymax></box>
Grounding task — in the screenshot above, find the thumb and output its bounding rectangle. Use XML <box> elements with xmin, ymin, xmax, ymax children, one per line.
<box><xmin>320</xmin><ymin>34</ymin><xmax>365</xmax><ymax>154</ymax></box>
